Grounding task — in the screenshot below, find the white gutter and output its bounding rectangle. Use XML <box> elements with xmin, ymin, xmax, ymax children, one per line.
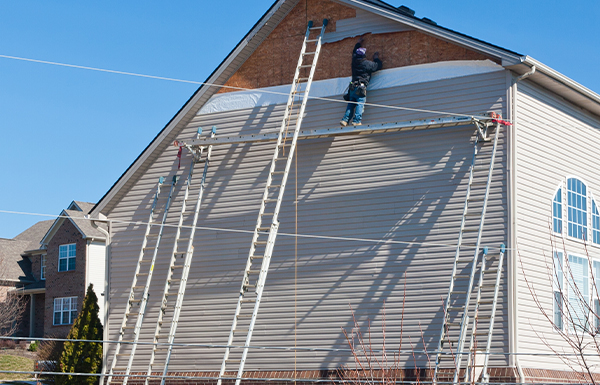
<box><xmin>520</xmin><ymin>56</ymin><xmax>600</xmax><ymax>105</ymax></box>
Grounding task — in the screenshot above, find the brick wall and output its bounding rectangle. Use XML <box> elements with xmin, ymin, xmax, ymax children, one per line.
<box><xmin>220</xmin><ymin>0</ymin><xmax>495</xmax><ymax>93</ymax></box>
<box><xmin>33</xmin><ymin>293</ymin><xmax>45</xmax><ymax>337</ymax></box>
<box><xmin>30</xmin><ymin>253</ymin><xmax>43</xmax><ymax>281</ymax></box>
<box><xmin>44</xmin><ymin>218</ymin><xmax>87</xmax><ymax>338</ymax></box>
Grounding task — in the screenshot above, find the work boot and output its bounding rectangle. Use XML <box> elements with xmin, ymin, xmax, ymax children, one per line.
<box><xmin>352</xmin><ymin>121</ymin><xmax>362</xmax><ymax>126</ymax></box>
<box><xmin>340</xmin><ymin>120</ymin><xmax>348</xmax><ymax>127</ymax></box>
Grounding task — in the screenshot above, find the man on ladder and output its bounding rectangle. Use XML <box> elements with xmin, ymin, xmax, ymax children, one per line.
<box><xmin>340</xmin><ymin>36</ymin><xmax>382</xmax><ymax>127</ymax></box>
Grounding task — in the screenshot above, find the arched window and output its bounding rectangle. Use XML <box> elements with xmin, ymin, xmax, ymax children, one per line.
<box><xmin>567</xmin><ymin>178</ymin><xmax>587</xmax><ymax>240</ymax></box>
<box><xmin>553</xmin><ymin>187</ymin><xmax>562</xmax><ymax>234</ymax></box>
<box><xmin>593</xmin><ymin>199</ymin><xmax>600</xmax><ymax>245</ymax></box>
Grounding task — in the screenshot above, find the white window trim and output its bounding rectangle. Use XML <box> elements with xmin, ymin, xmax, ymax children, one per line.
<box><xmin>566</xmin><ymin>252</ymin><xmax>590</xmax><ymax>333</ymax></box>
<box><xmin>564</xmin><ymin>176</ymin><xmax>592</xmax><ymax>245</ymax></box>
<box><xmin>53</xmin><ymin>296</ymin><xmax>78</xmax><ymax>326</ymax></box>
<box><xmin>553</xmin><ymin>250</ymin><xmax>565</xmax><ymax>332</ymax></box>
<box><xmin>58</xmin><ymin>243</ymin><xmax>76</xmax><ymax>272</ymax></box>
<box><xmin>552</xmin><ymin>182</ymin><xmax>564</xmax><ymax>237</ymax></box>
<box><xmin>590</xmin><ymin>193</ymin><xmax>600</xmax><ymax>246</ymax></box>
<box><xmin>40</xmin><ymin>254</ymin><xmax>46</xmax><ymax>280</ymax></box>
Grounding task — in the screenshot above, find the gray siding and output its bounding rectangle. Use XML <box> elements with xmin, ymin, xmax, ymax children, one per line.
<box><xmin>515</xmin><ymin>80</ymin><xmax>600</xmax><ymax>370</ymax></box>
<box><xmin>106</xmin><ymin>70</ymin><xmax>509</xmax><ymax>372</ymax></box>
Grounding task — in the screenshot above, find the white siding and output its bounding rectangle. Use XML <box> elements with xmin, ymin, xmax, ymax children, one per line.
<box><xmin>105</xmin><ymin>70</ymin><xmax>509</xmax><ymax>372</ymax></box>
<box><xmin>88</xmin><ymin>241</ymin><xmax>106</xmax><ymax>325</ymax></box>
<box><xmin>515</xmin><ymin>80</ymin><xmax>600</xmax><ymax>370</ymax></box>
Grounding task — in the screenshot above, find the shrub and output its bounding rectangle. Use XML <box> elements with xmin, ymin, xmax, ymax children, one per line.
<box><xmin>28</xmin><ymin>340</ymin><xmax>39</xmax><ymax>352</ymax></box>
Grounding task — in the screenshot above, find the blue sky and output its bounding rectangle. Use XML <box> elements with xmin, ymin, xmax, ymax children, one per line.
<box><xmin>1</xmin><ymin>0</ymin><xmax>598</xmax><ymax>238</ymax></box>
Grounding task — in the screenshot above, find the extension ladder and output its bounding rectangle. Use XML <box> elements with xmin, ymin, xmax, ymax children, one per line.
<box><xmin>464</xmin><ymin>244</ymin><xmax>505</xmax><ymax>384</ymax></box>
<box><xmin>106</xmin><ymin>175</ymin><xmax>179</xmax><ymax>385</ymax></box>
<box><xmin>217</xmin><ymin>19</ymin><xmax>328</xmax><ymax>385</ymax></box>
<box><xmin>433</xmin><ymin>121</ymin><xmax>501</xmax><ymax>385</ymax></box>
<box><xmin>145</xmin><ymin>127</ymin><xmax>217</xmax><ymax>385</ymax></box>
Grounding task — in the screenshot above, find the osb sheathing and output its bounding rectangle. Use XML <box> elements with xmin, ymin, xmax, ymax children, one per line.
<box><xmin>219</xmin><ymin>0</ymin><xmax>496</xmax><ymax>94</ymax></box>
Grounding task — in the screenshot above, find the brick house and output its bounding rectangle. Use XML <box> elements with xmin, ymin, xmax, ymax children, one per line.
<box><xmin>2</xmin><ymin>201</ymin><xmax>108</xmax><ymax>338</ymax></box>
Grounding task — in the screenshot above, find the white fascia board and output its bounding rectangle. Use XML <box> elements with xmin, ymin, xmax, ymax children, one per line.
<box><xmin>339</xmin><ymin>0</ymin><xmax>523</xmax><ymax>66</ymax></box>
<box><xmin>90</xmin><ymin>0</ymin><xmax>289</xmax><ymax>218</ymax></box>
<box><xmin>520</xmin><ymin>56</ymin><xmax>600</xmax><ymax>106</ymax></box>
<box><xmin>40</xmin><ymin>211</ymin><xmax>67</xmax><ymax>247</ymax></box>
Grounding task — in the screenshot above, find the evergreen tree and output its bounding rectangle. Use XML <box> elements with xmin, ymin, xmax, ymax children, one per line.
<box><xmin>57</xmin><ymin>283</ymin><xmax>104</xmax><ymax>385</ymax></box>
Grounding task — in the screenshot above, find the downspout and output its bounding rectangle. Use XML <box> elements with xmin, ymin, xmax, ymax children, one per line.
<box><xmin>90</xmin><ymin>216</ymin><xmax>111</xmax><ymax>385</ymax></box>
<box><xmin>510</xmin><ymin>64</ymin><xmax>535</xmax><ymax>385</ymax></box>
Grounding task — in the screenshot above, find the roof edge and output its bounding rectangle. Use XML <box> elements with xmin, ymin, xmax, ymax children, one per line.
<box><xmin>90</xmin><ymin>0</ymin><xmax>289</xmax><ymax>217</ymax></box>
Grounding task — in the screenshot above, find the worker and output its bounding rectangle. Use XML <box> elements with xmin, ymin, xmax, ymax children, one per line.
<box><xmin>340</xmin><ymin>36</ymin><xmax>383</xmax><ymax>126</ymax></box>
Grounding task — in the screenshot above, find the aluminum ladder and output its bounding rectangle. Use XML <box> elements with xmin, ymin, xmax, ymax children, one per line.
<box><xmin>106</xmin><ymin>175</ymin><xmax>179</xmax><ymax>385</ymax></box>
<box><xmin>464</xmin><ymin>244</ymin><xmax>506</xmax><ymax>384</ymax></box>
<box><xmin>217</xmin><ymin>19</ymin><xmax>328</xmax><ymax>385</ymax></box>
<box><xmin>433</xmin><ymin>121</ymin><xmax>501</xmax><ymax>385</ymax></box>
<box><xmin>141</xmin><ymin>127</ymin><xmax>217</xmax><ymax>385</ymax></box>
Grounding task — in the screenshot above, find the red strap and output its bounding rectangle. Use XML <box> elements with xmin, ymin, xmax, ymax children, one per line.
<box><xmin>492</xmin><ymin>118</ymin><xmax>512</xmax><ymax>126</ymax></box>
<box><xmin>177</xmin><ymin>147</ymin><xmax>183</xmax><ymax>169</ymax></box>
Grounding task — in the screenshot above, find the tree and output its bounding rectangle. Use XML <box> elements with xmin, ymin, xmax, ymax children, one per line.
<box><xmin>0</xmin><ymin>257</ymin><xmax>27</xmax><ymax>337</ymax></box>
<box><xmin>57</xmin><ymin>284</ymin><xmax>103</xmax><ymax>385</ymax></box>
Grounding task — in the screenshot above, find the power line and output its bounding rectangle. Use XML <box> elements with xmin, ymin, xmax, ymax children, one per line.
<box><xmin>0</xmin><ymin>208</ymin><xmax>526</xmax><ymax>253</ymax></box>
<box><xmin>0</xmin><ymin>54</ymin><xmax>505</xmax><ymax>121</ymax></box>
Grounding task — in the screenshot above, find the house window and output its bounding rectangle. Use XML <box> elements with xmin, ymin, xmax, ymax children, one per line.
<box><xmin>41</xmin><ymin>255</ymin><xmax>46</xmax><ymax>280</ymax></box>
<box><xmin>58</xmin><ymin>244</ymin><xmax>76</xmax><ymax>272</ymax></box>
<box><xmin>568</xmin><ymin>254</ymin><xmax>589</xmax><ymax>332</ymax></box>
<box><xmin>567</xmin><ymin>178</ymin><xmax>587</xmax><ymax>240</ymax></box>
<box><xmin>593</xmin><ymin>261</ymin><xmax>600</xmax><ymax>331</ymax></box>
<box><xmin>53</xmin><ymin>297</ymin><xmax>78</xmax><ymax>325</ymax></box>
<box><xmin>553</xmin><ymin>251</ymin><xmax>564</xmax><ymax>330</ymax></box>
<box><xmin>593</xmin><ymin>200</ymin><xmax>600</xmax><ymax>245</ymax></box>
<box><xmin>553</xmin><ymin>187</ymin><xmax>562</xmax><ymax>234</ymax></box>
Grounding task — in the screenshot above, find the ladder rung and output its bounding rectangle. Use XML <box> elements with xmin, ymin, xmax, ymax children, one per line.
<box><xmin>125</xmin><ymin>312</ymin><xmax>140</xmax><ymax>316</ymax></box>
<box><xmin>303</xmin><ymin>52</ymin><xmax>316</xmax><ymax>55</ymax></box>
<box><xmin>478</xmin><ymin>315</ymin><xmax>492</xmax><ymax>319</ymax></box>
<box><xmin>447</xmin><ymin>306</ymin><xmax>464</xmax><ymax>312</ymax></box>
<box><xmin>171</xmin><ymin>264</ymin><xmax>184</xmax><ymax>269</ymax></box>
<box><xmin>275</xmin><ymin>157</ymin><xmax>288</xmax><ymax>161</ymax></box>
<box><xmin>122</xmin><ymin>326</ymin><xmax>135</xmax><ymax>329</ymax></box>
<box><xmin>234</xmin><ymin>329</ymin><xmax>249</xmax><ymax>333</ymax></box>
<box><xmin>271</xmin><ymin>171</ymin><xmax>285</xmax><ymax>175</ymax></box>
<box><xmin>478</xmin><ymin>300</ymin><xmax>495</xmax><ymax>304</ymax></box>
<box><xmin>254</xmin><ymin>241</ymin><xmax>267</xmax><ymax>245</ymax></box>
<box><xmin>299</xmin><ymin>65</ymin><xmax>312</xmax><ymax>68</ymax></box>
<box><xmin>261</xmin><ymin>212</ymin><xmax>275</xmax><ymax>216</ymax></box>
<box><xmin>116</xmin><ymin>353</ymin><xmax>130</xmax><ymax>357</ymax></box>
<box><xmin>237</xmin><ymin>314</ymin><xmax>252</xmax><ymax>318</ymax></box>
<box><xmin>247</xmin><ymin>269</ymin><xmax>260</xmax><ymax>275</ymax></box>
<box><xmin>484</xmin><ymin>268</ymin><xmax>499</xmax><ymax>274</ymax></box>
<box><xmin>309</xmin><ymin>27</ymin><xmax>321</xmax><ymax>30</ymax></box>
<box><xmin>168</xmin><ymin>279</ymin><xmax>181</xmax><ymax>283</ymax></box>
<box><xmin>462</xmin><ymin>228</ymin><xmax>479</xmax><ymax>232</ymax></box>
<box><xmin>306</xmin><ymin>39</ymin><xmax>318</xmax><ymax>43</ymax></box>
<box><xmin>136</xmin><ymin>273</ymin><xmax>148</xmax><ymax>277</ymax></box>
<box><xmin>471</xmin><ymin>180</ymin><xmax>488</xmax><ymax>186</ymax></box>
<box><xmin>481</xmin><ymin>283</ymin><xmax>496</xmax><ymax>287</ymax></box>
<box><xmin>446</xmin><ymin>322</ymin><xmax>460</xmax><ymax>327</ymax></box>
<box><xmin>297</xmin><ymin>78</ymin><xmax>309</xmax><ymax>82</ymax></box>
<box><xmin>468</xmin><ymin>197</ymin><xmax>485</xmax><ymax>202</ymax></box>
<box><xmin>242</xmin><ymin>298</ymin><xmax>256</xmax><ymax>303</ymax></box>
<box><xmin>454</xmin><ymin>274</ymin><xmax>470</xmax><ymax>279</ymax></box>
<box><xmin>112</xmin><ymin>367</ymin><xmax>128</xmax><ymax>371</ymax></box>
<box><xmin>267</xmin><ymin>185</ymin><xmax>281</xmax><ymax>189</ymax></box>
<box><xmin>456</xmin><ymin>258</ymin><xmax>473</xmax><ymax>263</ymax></box>
<box><xmin>252</xmin><ymin>255</ymin><xmax>264</xmax><ymax>259</ymax></box>
<box><xmin>257</xmin><ymin>227</ymin><xmax>270</xmax><ymax>231</ymax></box>
<box><xmin>451</xmin><ymin>290</ymin><xmax>467</xmax><ymax>294</ymax></box>
<box><xmin>132</xmin><ymin>286</ymin><xmax>145</xmax><ymax>290</ymax></box>
<box><xmin>264</xmin><ymin>199</ymin><xmax>278</xmax><ymax>203</ymax></box>
<box><xmin>178</xmin><ymin>238</ymin><xmax>191</xmax><ymax>242</ymax></box>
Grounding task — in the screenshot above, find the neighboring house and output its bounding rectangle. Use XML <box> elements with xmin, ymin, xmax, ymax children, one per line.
<box><xmin>0</xmin><ymin>220</ymin><xmax>53</xmax><ymax>337</ymax></box>
<box><xmin>89</xmin><ymin>0</ymin><xmax>600</xmax><ymax>383</ymax></box>
<box><xmin>1</xmin><ymin>201</ymin><xmax>108</xmax><ymax>339</ymax></box>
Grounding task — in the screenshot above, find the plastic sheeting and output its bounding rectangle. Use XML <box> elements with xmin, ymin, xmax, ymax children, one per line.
<box><xmin>198</xmin><ymin>60</ymin><xmax>503</xmax><ymax>115</ymax></box>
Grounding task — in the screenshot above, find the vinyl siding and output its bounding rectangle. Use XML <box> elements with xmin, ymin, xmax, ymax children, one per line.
<box><xmin>88</xmin><ymin>242</ymin><xmax>106</xmax><ymax>325</ymax></box>
<box><xmin>515</xmin><ymin>80</ymin><xmax>600</xmax><ymax>370</ymax></box>
<box><xmin>105</xmin><ymin>70</ymin><xmax>509</xmax><ymax>372</ymax></box>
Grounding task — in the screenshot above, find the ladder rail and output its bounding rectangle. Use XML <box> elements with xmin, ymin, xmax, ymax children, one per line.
<box><xmin>452</xmin><ymin>122</ymin><xmax>501</xmax><ymax>384</ymax></box>
<box><xmin>159</xmin><ymin>129</ymin><xmax>216</xmax><ymax>385</ymax></box>
<box><xmin>144</xmin><ymin>154</ymin><xmax>197</xmax><ymax>384</ymax></box>
<box><xmin>217</xmin><ymin>20</ymin><xmax>327</xmax><ymax>385</ymax></box>
<box><xmin>465</xmin><ymin>248</ymin><xmax>487</xmax><ymax>383</ymax></box>
<box><xmin>481</xmin><ymin>244</ymin><xmax>505</xmax><ymax>383</ymax></box>
<box><xmin>106</xmin><ymin>177</ymin><xmax>164</xmax><ymax>384</ymax></box>
<box><xmin>107</xmin><ymin>176</ymin><xmax>177</xmax><ymax>385</ymax></box>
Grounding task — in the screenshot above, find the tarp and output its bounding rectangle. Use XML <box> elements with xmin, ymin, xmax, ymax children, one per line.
<box><xmin>198</xmin><ymin>60</ymin><xmax>503</xmax><ymax>115</ymax></box>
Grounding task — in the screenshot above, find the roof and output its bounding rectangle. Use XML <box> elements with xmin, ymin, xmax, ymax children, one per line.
<box><xmin>21</xmin><ymin>279</ymin><xmax>46</xmax><ymax>294</ymax></box>
<box><xmin>69</xmin><ymin>201</ymin><xmax>95</xmax><ymax>213</ymax></box>
<box><xmin>41</xmin><ymin>207</ymin><xmax>107</xmax><ymax>246</ymax></box>
<box><xmin>90</xmin><ymin>0</ymin><xmax>600</xmax><ymax>218</ymax></box>
<box><xmin>0</xmin><ymin>220</ymin><xmax>52</xmax><ymax>283</ymax></box>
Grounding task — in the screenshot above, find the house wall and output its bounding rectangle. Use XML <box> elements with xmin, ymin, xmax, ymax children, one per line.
<box><xmin>87</xmin><ymin>241</ymin><xmax>106</xmax><ymax>325</ymax></box>
<box><xmin>44</xmin><ymin>219</ymin><xmax>87</xmax><ymax>337</ymax></box>
<box><xmin>30</xmin><ymin>254</ymin><xmax>44</xmax><ymax>281</ymax></box>
<box><xmin>104</xmin><ymin>70</ymin><xmax>509</xmax><ymax>373</ymax></box>
<box><xmin>514</xmin><ymin>80</ymin><xmax>600</xmax><ymax>371</ymax></box>
<box><xmin>220</xmin><ymin>0</ymin><xmax>495</xmax><ymax>93</ymax></box>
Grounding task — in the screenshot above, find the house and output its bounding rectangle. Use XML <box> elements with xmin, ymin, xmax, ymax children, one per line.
<box><xmin>89</xmin><ymin>0</ymin><xmax>600</xmax><ymax>383</ymax></box>
<box><xmin>1</xmin><ymin>201</ymin><xmax>108</xmax><ymax>339</ymax></box>
<box><xmin>0</xmin><ymin>220</ymin><xmax>53</xmax><ymax>337</ymax></box>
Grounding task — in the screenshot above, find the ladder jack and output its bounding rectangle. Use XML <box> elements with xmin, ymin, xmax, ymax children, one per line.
<box><xmin>217</xmin><ymin>19</ymin><xmax>328</xmax><ymax>385</ymax></box>
<box><xmin>106</xmin><ymin>174</ymin><xmax>179</xmax><ymax>385</ymax></box>
<box><xmin>433</xmin><ymin>120</ymin><xmax>502</xmax><ymax>385</ymax></box>
<box><xmin>146</xmin><ymin>127</ymin><xmax>217</xmax><ymax>385</ymax></box>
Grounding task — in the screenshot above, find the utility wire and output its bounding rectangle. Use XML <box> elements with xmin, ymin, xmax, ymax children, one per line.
<box><xmin>0</xmin><ymin>54</ymin><xmax>505</xmax><ymax>121</ymax></box>
<box><xmin>0</xmin><ymin>208</ymin><xmax>545</xmax><ymax>253</ymax></box>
